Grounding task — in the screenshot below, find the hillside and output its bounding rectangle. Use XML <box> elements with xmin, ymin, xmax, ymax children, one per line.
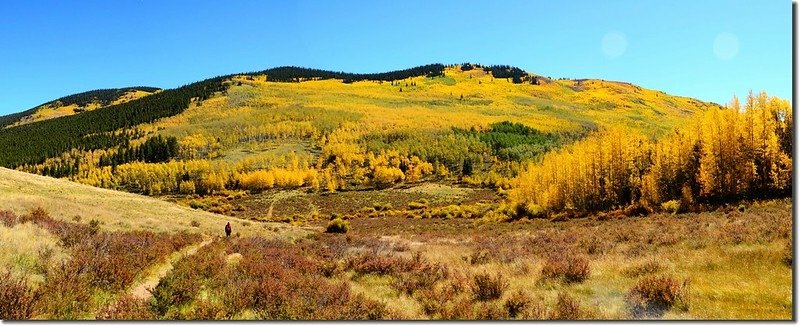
<box><xmin>0</xmin><ymin>64</ymin><xmax>723</xmax><ymax>198</ymax></box>
<box><xmin>0</xmin><ymin>64</ymin><xmax>791</xmax><ymax>321</ymax></box>
<box><xmin>0</xmin><ymin>167</ymin><xmax>307</xmax><ymax>238</ymax></box>
<box><xmin>0</xmin><ymin>86</ymin><xmax>159</xmax><ymax>129</ymax></box>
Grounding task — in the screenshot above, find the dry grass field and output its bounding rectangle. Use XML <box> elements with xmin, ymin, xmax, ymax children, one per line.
<box><xmin>0</xmin><ymin>167</ymin><xmax>308</xmax><ymax>238</ymax></box>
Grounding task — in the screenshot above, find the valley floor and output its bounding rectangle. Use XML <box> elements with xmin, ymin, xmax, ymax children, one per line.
<box><xmin>2</xmin><ymin>194</ymin><xmax>789</xmax><ymax>320</ymax></box>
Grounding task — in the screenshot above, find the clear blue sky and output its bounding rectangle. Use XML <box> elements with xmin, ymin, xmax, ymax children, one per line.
<box><xmin>0</xmin><ymin>0</ymin><xmax>791</xmax><ymax>115</ymax></box>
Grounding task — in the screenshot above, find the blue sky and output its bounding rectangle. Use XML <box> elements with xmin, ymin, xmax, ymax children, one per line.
<box><xmin>0</xmin><ymin>0</ymin><xmax>791</xmax><ymax>115</ymax></box>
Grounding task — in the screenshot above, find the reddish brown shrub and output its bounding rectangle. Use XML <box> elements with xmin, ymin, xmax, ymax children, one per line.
<box><xmin>0</xmin><ymin>272</ymin><xmax>39</xmax><ymax>320</ymax></box>
<box><xmin>97</xmin><ymin>295</ymin><xmax>154</xmax><ymax>320</ymax></box>
<box><xmin>470</xmin><ymin>272</ymin><xmax>509</xmax><ymax>301</ymax></box>
<box><xmin>473</xmin><ymin>301</ymin><xmax>508</xmax><ymax>319</ymax></box>
<box><xmin>35</xmin><ymin>261</ymin><xmax>93</xmax><ymax>319</ymax></box>
<box><xmin>540</xmin><ymin>252</ymin><xmax>590</xmax><ymax>283</ymax></box>
<box><xmin>188</xmin><ymin>299</ymin><xmax>227</xmax><ymax>320</ymax></box>
<box><xmin>211</xmin><ymin>237</ymin><xmax>387</xmax><ymax>320</ymax></box>
<box><xmin>9</xmin><ymin>208</ymin><xmax>201</xmax><ymax>318</ymax></box>
<box><xmin>503</xmin><ymin>290</ymin><xmax>531</xmax><ymax>318</ymax></box>
<box><xmin>0</xmin><ymin>210</ymin><xmax>19</xmax><ymax>226</ymax></box>
<box><xmin>549</xmin><ymin>292</ymin><xmax>584</xmax><ymax>320</ymax></box>
<box><xmin>346</xmin><ymin>250</ymin><xmax>422</xmax><ymax>277</ymax></box>
<box><xmin>418</xmin><ymin>291</ymin><xmax>474</xmax><ymax>320</ymax></box>
<box><xmin>392</xmin><ymin>259</ymin><xmax>450</xmax><ymax>295</ymax></box>
<box><xmin>577</xmin><ymin>235</ymin><xmax>613</xmax><ymax>256</ymax></box>
<box><xmin>626</xmin><ymin>275</ymin><xmax>689</xmax><ymax>318</ymax></box>
<box><xmin>622</xmin><ymin>259</ymin><xmax>664</xmax><ymax>278</ymax></box>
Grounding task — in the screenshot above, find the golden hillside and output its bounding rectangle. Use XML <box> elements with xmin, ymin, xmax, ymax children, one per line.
<box><xmin>3</xmin><ymin>64</ymin><xmax>728</xmax><ymax>205</ymax></box>
<box><xmin>3</xmin><ymin>87</ymin><xmax>158</xmax><ymax>128</ymax></box>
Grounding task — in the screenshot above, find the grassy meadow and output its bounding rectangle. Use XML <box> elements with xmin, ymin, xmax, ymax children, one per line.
<box><xmin>0</xmin><ymin>166</ymin><xmax>791</xmax><ymax>320</ymax></box>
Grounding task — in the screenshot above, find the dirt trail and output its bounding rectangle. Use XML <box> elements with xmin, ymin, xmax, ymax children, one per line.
<box><xmin>128</xmin><ymin>237</ymin><xmax>213</xmax><ymax>300</ymax></box>
<box><xmin>266</xmin><ymin>200</ymin><xmax>274</xmax><ymax>220</ymax></box>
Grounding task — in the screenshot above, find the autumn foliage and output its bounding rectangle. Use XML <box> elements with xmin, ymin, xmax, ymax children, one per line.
<box><xmin>513</xmin><ymin>92</ymin><xmax>792</xmax><ymax>215</ymax></box>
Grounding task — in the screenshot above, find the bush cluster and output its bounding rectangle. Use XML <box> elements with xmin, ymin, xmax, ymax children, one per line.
<box><xmin>626</xmin><ymin>275</ymin><xmax>689</xmax><ymax>318</ymax></box>
<box><xmin>540</xmin><ymin>252</ymin><xmax>591</xmax><ymax>283</ymax></box>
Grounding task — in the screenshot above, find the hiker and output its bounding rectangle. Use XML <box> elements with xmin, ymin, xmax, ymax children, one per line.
<box><xmin>225</xmin><ymin>222</ymin><xmax>232</xmax><ymax>238</ymax></box>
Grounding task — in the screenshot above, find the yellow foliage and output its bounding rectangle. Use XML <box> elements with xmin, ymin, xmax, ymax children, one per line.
<box><xmin>178</xmin><ymin>180</ymin><xmax>196</xmax><ymax>194</ymax></box>
<box><xmin>372</xmin><ymin>166</ymin><xmax>404</xmax><ymax>188</ymax></box>
<box><xmin>514</xmin><ymin>91</ymin><xmax>792</xmax><ymax>214</ymax></box>
<box><xmin>239</xmin><ymin>170</ymin><xmax>275</xmax><ymax>191</ymax></box>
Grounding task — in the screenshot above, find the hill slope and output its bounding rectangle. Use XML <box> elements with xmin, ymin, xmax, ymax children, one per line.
<box><xmin>0</xmin><ymin>86</ymin><xmax>160</xmax><ymax>128</ymax></box>
<box><xmin>0</xmin><ymin>63</ymin><xmax>725</xmax><ymax>200</ymax></box>
<box><xmin>0</xmin><ymin>167</ymin><xmax>306</xmax><ymax>238</ymax></box>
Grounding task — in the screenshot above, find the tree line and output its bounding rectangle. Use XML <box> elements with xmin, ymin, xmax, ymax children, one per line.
<box><xmin>253</xmin><ymin>64</ymin><xmax>445</xmax><ymax>83</ymax></box>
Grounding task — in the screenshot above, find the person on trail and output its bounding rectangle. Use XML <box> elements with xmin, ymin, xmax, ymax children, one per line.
<box><xmin>225</xmin><ymin>222</ymin><xmax>232</xmax><ymax>238</ymax></box>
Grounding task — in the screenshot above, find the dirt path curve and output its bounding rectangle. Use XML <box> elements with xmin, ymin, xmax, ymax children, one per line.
<box><xmin>128</xmin><ymin>237</ymin><xmax>214</xmax><ymax>300</ymax></box>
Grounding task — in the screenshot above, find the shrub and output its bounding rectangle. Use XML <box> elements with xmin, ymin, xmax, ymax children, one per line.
<box><xmin>549</xmin><ymin>212</ymin><xmax>570</xmax><ymax>222</ymax></box>
<box><xmin>503</xmin><ymin>290</ymin><xmax>531</xmax><ymax>318</ymax></box>
<box><xmin>626</xmin><ymin>275</ymin><xmax>689</xmax><ymax>318</ymax></box>
<box><xmin>190</xmin><ymin>220</ymin><xmax>201</xmax><ymax>228</ymax></box>
<box><xmin>416</xmin><ymin>281</ymin><xmax>474</xmax><ymax>319</ymax></box>
<box><xmin>35</xmin><ymin>263</ymin><xmax>93</xmax><ymax>319</ymax></box>
<box><xmin>373</xmin><ymin>202</ymin><xmax>393</xmax><ymax>211</ymax></box>
<box><xmin>0</xmin><ymin>210</ymin><xmax>19</xmax><ymax>226</ymax></box>
<box><xmin>473</xmin><ymin>301</ymin><xmax>508</xmax><ymax>319</ymax></box>
<box><xmin>513</xmin><ymin>202</ymin><xmax>546</xmax><ymax>219</ymax></box>
<box><xmin>88</xmin><ymin>219</ymin><xmax>101</xmax><ymax>235</ymax></box>
<box><xmin>392</xmin><ymin>260</ymin><xmax>449</xmax><ymax>295</ymax></box>
<box><xmin>661</xmin><ymin>200</ymin><xmax>681</xmax><ymax>215</ymax></box>
<box><xmin>96</xmin><ymin>295</ymin><xmax>154</xmax><ymax>320</ymax></box>
<box><xmin>189</xmin><ymin>200</ymin><xmax>207</xmax><ymax>210</ymax></box>
<box><xmin>326</xmin><ymin>218</ymin><xmax>350</xmax><ymax>234</ymax></box>
<box><xmin>213</xmin><ymin>238</ymin><xmax>387</xmax><ymax>320</ymax></box>
<box><xmin>470</xmin><ymin>272</ymin><xmax>509</xmax><ymax>301</ymax></box>
<box><xmin>577</xmin><ymin>235</ymin><xmax>612</xmax><ymax>256</ymax></box>
<box><xmin>408</xmin><ymin>201</ymin><xmax>428</xmax><ymax>210</ymax></box>
<box><xmin>0</xmin><ymin>272</ymin><xmax>39</xmax><ymax>320</ymax></box>
<box><xmin>350</xmin><ymin>254</ymin><xmax>396</xmax><ymax>276</ymax></box>
<box><xmin>723</xmin><ymin>222</ymin><xmax>752</xmax><ymax>245</ymax></box>
<box><xmin>348</xmin><ymin>251</ymin><xmax>423</xmax><ymax>277</ymax></box>
<box><xmin>464</xmin><ymin>250</ymin><xmax>491</xmax><ymax>265</ymax></box>
<box><xmin>549</xmin><ymin>292</ymin><xmax>584</xmax><ymax>320</ymax></box>
<box><xmin>783</xmin><ymin>239</ymin><xmax>792</xmax><ymax>266</ymax></box>
<box><xmin>622</xmin><ymin>259</ymin><xmax>664</xmax><ymax>278</ymax></box>
<box><xmin>540</xmin><ymin>252</ymin><xmax>591</xmax><ymax>283</ymax></box>
<box><xmin>187</xmin><ymin>299</ymin><xmax>226</xmax><ymax>320</ymax></box>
